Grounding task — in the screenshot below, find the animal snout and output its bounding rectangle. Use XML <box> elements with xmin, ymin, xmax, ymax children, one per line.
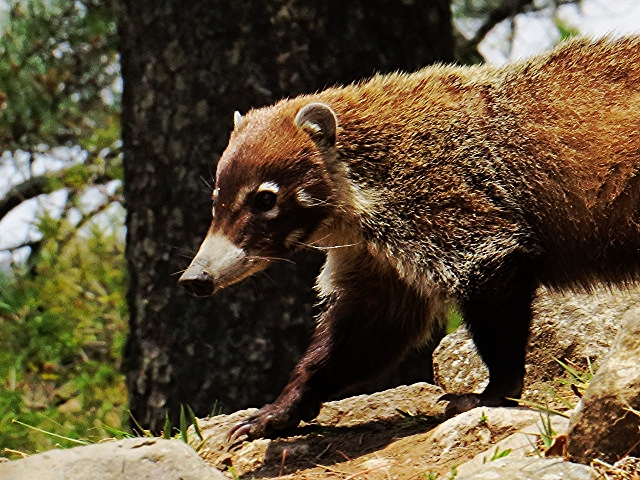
<box><xmin>179</xmin><ymin>270</ymin><xmax>215</xmax><ymax>297</ymax></box>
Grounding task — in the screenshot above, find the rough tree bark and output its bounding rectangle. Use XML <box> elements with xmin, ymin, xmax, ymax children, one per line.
<box><xmin>118</xmin><ymin>0</ymin><xmax>454</xmax><ymax>432</ymax></box>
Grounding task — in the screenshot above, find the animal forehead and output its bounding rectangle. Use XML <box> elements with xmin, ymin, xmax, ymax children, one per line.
<box><xmin>225</xmin><ymin>106</ymin><xmax>312</xmax><ymax>159</ymax></box>
<box><xmin>217</xmin><ymin>131</ymin><xmax>317</xmax><ymax>181</ymax></box>
<box><xmin>214</xmin><ymin>155</ymin><xmax>297</xmax><ymax>206</ymax></box>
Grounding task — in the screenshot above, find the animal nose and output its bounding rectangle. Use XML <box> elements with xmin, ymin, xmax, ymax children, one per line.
<box><xmin>179</xmin><ymin>270</ymin><xmax>215</xmax><ymax>297</ymax></box>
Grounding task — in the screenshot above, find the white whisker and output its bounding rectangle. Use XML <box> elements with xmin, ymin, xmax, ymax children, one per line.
<box><xmin>293</xmin><ymin>240</ymin><xmax>360</xmax><ymax>251</ymax></box>
<box><xmin>247</xmin><ymin>254</ymin><xmax>297</xmax><ymax>265</ymax></box>
<box><xmin>313</xmin><ymin>243</ymin><xmax>360</xmax><ymax>250</ymax></box>
<box><xmin>200</xmin><ymin>175</ymin><xmax>213</xmax><ymax>191</ymax></box>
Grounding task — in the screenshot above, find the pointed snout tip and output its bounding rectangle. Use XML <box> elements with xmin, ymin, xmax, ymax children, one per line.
<box><xmin>178</xmin><ymin>269</ymin><xmax>216</xmax><ymax>297</ymax></box>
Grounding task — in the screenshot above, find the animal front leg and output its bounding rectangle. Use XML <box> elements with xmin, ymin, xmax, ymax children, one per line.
<box><xmin>227</xmin><ymin>328</ymin><xmax>334</xmax><ymax>441</ymax></box>
<box><xmin>229</xmin><ymin>271</ymin><xmax>439</xmax><ymax>441</ymax></box>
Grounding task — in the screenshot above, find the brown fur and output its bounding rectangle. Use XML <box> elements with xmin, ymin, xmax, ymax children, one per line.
<box><xmin>179</xmin><ymin>37</ymin><xmax>640</xmax><ymax>440</ymax></box>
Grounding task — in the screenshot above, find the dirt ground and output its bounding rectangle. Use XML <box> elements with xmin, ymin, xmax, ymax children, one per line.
<box><xmin>195</xmin><ymin>383</ymin><xmax>563</xmax><ymax>479</ymax></box>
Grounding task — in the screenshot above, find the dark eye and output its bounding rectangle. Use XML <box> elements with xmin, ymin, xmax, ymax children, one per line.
<box><xmin>253</xmin><ymin>190</ymin><xmax>277</xmax><ymax>211</ymax></box>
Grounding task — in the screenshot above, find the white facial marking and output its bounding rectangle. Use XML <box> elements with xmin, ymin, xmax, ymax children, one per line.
<box><xmin>231</xmin><ymin>185</ymin><xmax>253</xmax><ymax>210</ymax></box>
<box><xmin>296</xmin><ymin>189</ymin><xmax>316</xmax><ymax>207</ymax></box>
<box><xmin>262</xmin><ymin>205</ymin><xmax>280</xmax><ymax>219</ymax></box>
<box><xmin>211</xmin><ymin>188</ymin><xmax>219</xmax><ymax>217</ymax></box>
<box><xmin>258</xmin><ymin>181</ymin><xmax>280</xmax><ymax>194</ymax></box>
<box><xmin>195</xmin><ymin>232</ymin><xmax>246</xmax><ymax>276</ymax></box>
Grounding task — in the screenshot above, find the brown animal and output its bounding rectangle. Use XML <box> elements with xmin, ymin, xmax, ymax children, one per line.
<box><xmin>179</xmin><ymin>36</ymin><xmax>640</xmax><ymax>440</ymax></box>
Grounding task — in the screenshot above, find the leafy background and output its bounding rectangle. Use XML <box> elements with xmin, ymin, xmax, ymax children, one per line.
<box><xmin>0</xmin><ymin>0</ymin><xmax>126</xmax><ymax>457</ymax></box>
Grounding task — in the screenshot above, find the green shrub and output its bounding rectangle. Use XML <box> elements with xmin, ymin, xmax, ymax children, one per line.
<box><xmin>0</xmin><ymin>216</ymin><xmax>128</xmax><ymax>457</ymax></box>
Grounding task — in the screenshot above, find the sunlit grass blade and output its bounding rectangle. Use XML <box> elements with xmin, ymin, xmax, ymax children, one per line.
<box><xmin>12</xmin><ymin>419</ymin><xmax>90</xmax><ymax>446</ymax></box>
<box><xmin>179</xmin><ymin>404</ymin><xmax>189</xmax><ymax>443</ymax></box>
<box><xmin>163</xmin><ymin>412</ymin><xmax>172</xmax><ymax>439</ymax></box>
<box><xmin>187</xmin><ymin>405</ymin><xmax>203</xmax><ymax>441</ymax></box>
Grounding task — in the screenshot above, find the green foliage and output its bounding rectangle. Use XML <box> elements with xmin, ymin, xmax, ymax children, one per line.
<box><xmin>0</xmin><ymin>0</ymin><xmax>119</xmax><ymax>151</ymax></box>
<box><xmin>478</xmin><ymin>410</ymin><xmax>488</xmax><ymax>426</ymax></box>
<box><xmin>446</xmin><ymin>306</ymin><xmax>463</xmax><ymax>333</ymax></box>
<box><xmin>186</xmin><ymin>405</ymin><xmax>204</xmax><ymax>444</ymax></box>
<box><xmin>0</xmin><ymin>217</ymin><xmax>128</xmax><ymax>458</ymax></box>
<box><xmin>422</xmin><ymin>465</ymin><xmax>459</xmax><ymax>479</ymax></box>
<box><xmin>179</xmin><ymin>405</ymin><xmax>190</xmax><ymax>444</ymax></box>
<box><xmin>227</xmin><ymin>465</ymin><xmax>241</xmax><ymax>480</ymax></box>
<box><xmin>161</xmin><ymin>405</ymin><xmax>205</xmax><ymax>449</ymax></box>
<box><xmin>0</xmin><ymin>0</ymin><xmax>122</xmax><ymax>240</ymax></box>
<box><xmin>487</xmin><ymin>445</ymin><xmax>511</xmax><ymax>462</ymax></box>
<box><xmin>517</xmin><ymin>357</ymin><xmax>595</xmax><ymax>421</ymax></box>
<box><xmin>537</xmin><ymin>410</ymin><xmax>558</xmax><ymax>452</ymax></box>
<box><xmin>0</xmin><ymin>1</ymin><xmax>125</xmax><ymax>457</ymax></box>
<box><xmin>554</xmin><ymin>356</ymin><xmax>594</xmax><ymax>400</ymax></box>
<box><xmin>553</xmin><ymin>16</ymin><xmax>580</xmax><ymax>42</ymax></box>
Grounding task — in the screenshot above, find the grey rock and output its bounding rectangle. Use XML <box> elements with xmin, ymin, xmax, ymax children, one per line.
<box><xmin>526</xmin><ymin>285</ymin><xmax>632</xmax><ymax>384</ymax></box>
<box><xmin>423</xmin><ymin>406</ymin><xmax>548</xmax><ymax>458</ymax></box>
<box><xmin>192</xmin><ymin>384</ymin><xmax>599</xmax><ymax>479</ymax></box>
<box><xmin>433</xmin><ymin>326</ymin><xmax>487</xmax><ymax>394</ymax></box>
<box><xmin>567</xmin><ymin>305</ymin><xmax>640</xmax><ymax>464</ymax></box>
<box><xmin>456</xmin><ymin>457</ymin><xmax>597</xmax><ymax>480</ymax></box>
<box><xmin>456</xmin><ymin>414</ymin><xmax>571</xmax><ymax>476</ymax></box>
<box><xmin>316</xmin><ymin>381</ymin><xmax>446</xmax><ymax>427</ymax></box>
<box><xmin>0</xmin><ymin>437</ymin><xmax>226</xmax><ymax>480</ymax></box>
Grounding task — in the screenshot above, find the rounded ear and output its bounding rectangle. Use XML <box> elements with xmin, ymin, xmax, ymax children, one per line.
<box><xmin>233</xmin><ymin>110</ymin><xmax>246</xmax><ymax>131</ymax></box>
<box><xmin>294</xmin><ymin>102</ymin><xmax>337</xmax><ymax>148</ymax></box>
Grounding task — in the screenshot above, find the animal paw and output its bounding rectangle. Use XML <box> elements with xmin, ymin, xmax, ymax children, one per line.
<box><xmin>439</xmin><ymin>393</ymin><xmax>516</xmax><ymax>419</ymax></box>
<box><xmin>227</xmin><ymin>404</ymin><xmax>301</xmax><ymax>443</ymax></box>
<box><xmin>439</xmin><ymin>393</ymin><xmax>483</xmax><ymax>418</ymax></box>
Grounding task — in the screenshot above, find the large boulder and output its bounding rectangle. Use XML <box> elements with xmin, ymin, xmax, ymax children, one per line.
<box><xmin>0</xmin><ymin>437</ymin><xmax>225</xmax><ymax>480</ymax></box>
<box><xmin>196</xmin><ymin>383</ymin><xmax>571</xmax><ymax>479</ymax></box>
<box><xmin>456</xmin><ymin>457</ymin><xmax>597</xmax><ymax>480</ymax></box>
<box><xmin>567</xmin><ymin>305</ymin><xmax>640</xmax><ymax>464</ymax></box>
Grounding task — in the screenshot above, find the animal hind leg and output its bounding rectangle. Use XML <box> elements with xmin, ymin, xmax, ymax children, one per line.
<box><xmin>443</xmin><ymin>260</ymin><xmax>537</xmax><ymax>416</ymax></box>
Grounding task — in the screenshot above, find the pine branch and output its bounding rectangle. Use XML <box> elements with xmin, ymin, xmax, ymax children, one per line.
<box><xmin>0</xmin><ymin>174</ymin><xmax>57</xmax><ymax>223</ymax></box>
<box><xmin>459</xmin><ymin>0</ymin><xmax>581</xmax><ymax>56</ymax></box>
<box><xmin>467</xmin><ymin>0</ymin><xmax>535</xmax><ymax>51</ymax></box>
<box><xmin>0</xmin><ymin>165</ymin><xmax>117</xmax><ymax>223</ymax></box>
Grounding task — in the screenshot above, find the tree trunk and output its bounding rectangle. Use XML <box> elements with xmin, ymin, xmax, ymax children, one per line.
<box><xmin>118</xmin><ymin>0</ymin><xmax>454</xmax><ymax>432</ymax></box>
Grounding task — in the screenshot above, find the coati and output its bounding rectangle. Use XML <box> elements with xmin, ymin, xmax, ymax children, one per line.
<box><xmin>179</xmin><ymin>36</ymin><xmax>640</xmax><ymax>440</ymax></box>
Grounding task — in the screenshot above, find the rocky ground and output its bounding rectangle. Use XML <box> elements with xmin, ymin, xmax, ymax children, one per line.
<box><xmin>182</xmin><ymin>285</ymin><xmax>640</xmax><ymax>479</ymax></box>
<box><xmin>1</xmin><ymin>285</ymin><xmax>639</xmax><ymax>479</ymax></box>
<box><xmin>196</xmin><ymin>383</ymin><xmax>578</xmax><ymax>479</ymax></box>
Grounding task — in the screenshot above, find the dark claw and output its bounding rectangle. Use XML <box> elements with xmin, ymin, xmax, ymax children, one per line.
<box><xmin>226</xmin><ymin>402</ymin><xmax>305</xmax><ymax>442</ymax></box>
<box><xmin>439</xmin><ymin>392</ymin><xmax>517</xmax><ymax>419</ymax></box>
<box><xmin>227</xmin><ymin>421</ymin><xmax>254</xmax><ymax>443</ymax></box>
<box><xmin>439</xmin><ymin>393</ymin><xmax>483</xmax><ymax>419</ymax></box>
<box><xmin>227</xmin><ymin>411</ymin><xmax>277</xmax><ymax>443</ymax></box>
